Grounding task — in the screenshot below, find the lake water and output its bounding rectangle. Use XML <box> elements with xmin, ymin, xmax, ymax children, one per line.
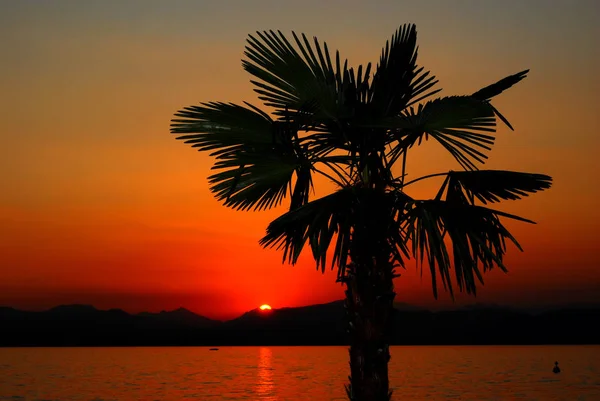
<box><xmin>0</xmin><ymin>346</ymin><xmax>599</xmax><ymax>400</ymax></box>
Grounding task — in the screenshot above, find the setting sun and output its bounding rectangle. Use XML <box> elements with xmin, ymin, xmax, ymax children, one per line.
<box><xmin>259</xmin><ymin>304</ymin><xmax>272</xmax><ymax>311</ymax></box>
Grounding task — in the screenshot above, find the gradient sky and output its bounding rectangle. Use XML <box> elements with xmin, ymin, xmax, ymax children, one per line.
<box><xmin>1</xmin><ymin>0</ymin><xmax>599</xmax><ymax>320</ymax></box>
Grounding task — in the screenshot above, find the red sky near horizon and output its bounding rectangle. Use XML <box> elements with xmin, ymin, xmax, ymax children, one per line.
<box><xmin>1</xmin><ymin>1</ymin><xmax>599</xmax><ymax>320</ymax></box>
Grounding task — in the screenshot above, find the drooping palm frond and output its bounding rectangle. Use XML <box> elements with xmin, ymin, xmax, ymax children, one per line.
<box><xmin>260</xmin><ymin>188</ymin><xmax>355</xmax><ymax>273</ymax></box>
<box><xmin>403</xmin><ymin>199</ymin><xmax>533</xmax><ymax>297</ymax></box>
<box><xmin>370</xmin><ymin>23</ymin><xmax>440</xmax><ymax>117</ymax></box>
<box><xmin>401</xmin><ymin>168</ymin><xmax>552</xmax><ymax>296</ymax></box>
<box><xmin>442</xmin><ymin>170</ymin><xmax>553</xmax><ymax>204</ymax></box>
<box><xmin>261</xmin><ymin>187</ymin><xmax>413</xmax><ymax>277</ymax></box>
<box><xmin>471</xmin><ymin>69</ymin><xmax>529</xmax><ymax>130</ymax></box>
<box><xmin>208</xmin><ymin>152</ymin><xmax>309</xmax><ymax>211</ymax></box>
<box><xmin>376</xmin><ymin>96</ymin><xmax>497</xmax><ymax>171</ymax></box>
<box><xmin>171</xmin><ymin>102</ymin><xmax>313</xmax><ymax>211</ymax></box>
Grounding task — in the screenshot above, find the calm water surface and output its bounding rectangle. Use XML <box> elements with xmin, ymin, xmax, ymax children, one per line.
<box><xmin>1</xmin><ymin>346</ymin><xmax>599</xmax><ymax>400</ymax></box>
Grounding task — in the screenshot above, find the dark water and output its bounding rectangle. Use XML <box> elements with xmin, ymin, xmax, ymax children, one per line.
<box><xmin>1</xmin><ymin>346</ymin><xmax>599</xmax><ymax>400</ymax></box>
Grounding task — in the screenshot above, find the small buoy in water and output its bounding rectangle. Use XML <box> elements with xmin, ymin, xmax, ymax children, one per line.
<box><xmin>553</xmin><ymin>361</ymin><xmax>561</xmax><ymax>374</ymax></box>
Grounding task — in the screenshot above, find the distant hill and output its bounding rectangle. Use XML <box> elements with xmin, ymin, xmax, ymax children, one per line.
<box><xmin>1</xmin><ymin>301</ymin><xmax>598</xmax><ymax>346</ymax></box>
<box><xmin>138</xmin><ymin>307</ymin><xmax>220</xmax><ymax>328</ymax></box>
<box><xmin>218</xmin><ymin>301</ymin><xmax>347</xmax><ymax>345</ymax></box>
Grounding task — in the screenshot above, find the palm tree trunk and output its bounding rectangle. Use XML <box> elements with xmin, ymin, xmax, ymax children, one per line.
<box><xmin>343</xmin><ymin>258</ymin><xmax>396</xmax><ymax>401</ymax></box>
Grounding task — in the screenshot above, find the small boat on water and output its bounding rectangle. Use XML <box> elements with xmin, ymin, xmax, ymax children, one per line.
<box><xmin>553</xmin><ymin>361</ymin><xmax>561</xmax><ymax>374</ymax></box>
<box><xmin>209</xmin><ymin>348</ymin><xmax>219</xmax><ymax>351</ymax></box>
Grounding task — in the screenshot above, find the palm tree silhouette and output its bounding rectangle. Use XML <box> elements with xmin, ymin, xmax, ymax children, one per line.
<box><xmin>170</xmin><ymin>24</ymin><xmax>552</xmax><ymax>401</ymax></box>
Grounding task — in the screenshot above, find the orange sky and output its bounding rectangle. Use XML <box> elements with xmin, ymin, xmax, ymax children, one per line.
<box><xmin>1</xmin><ymin>1</ymin><xmax>599</xmax><ymax>320</ymax></box>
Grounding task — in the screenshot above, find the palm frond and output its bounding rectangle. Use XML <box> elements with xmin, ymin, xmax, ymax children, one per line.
<box><xmin>471</xmin><ymin>69</ymin><xmax>529</xmax><ymax>130</ymax></box>
<box><xmin>242</xmin><ymin>30</ymin><xmax>339</xmax><ymax>117</ymax></box>
<box><xmin>170</xmin><ymin>102</ymin><xmax>274</xmax><ymax>158</ymax></box>
<box><xmin>471</xmin><ymin>70</ymin><xmax>529</xmax><ymax>101</ymax></box>
<box><xmin>261</xmin><ymin>187</ymin><xmax>413</xmax><ymax>277</ymax></box>
<box><xmin>412</xmin><ymin>169</ymin><xmax>548</xmax><ymax>296</ymax></box>
<box><xmin>171</xmin><ymin>102</ymin><xmax>312</xmax><ymax>211</ymax></box>
<box><xmin>370</xmin><ymin>24</ymin><xmax>440</xmax><ymax>117</ymax></box>
<box><xmin>208</xmin><ymin>152</ymin><xmax>306</xmax><ymax>211</ymax></box>
<box><xmin>444</xmin><ymin>170</ymin><xmax>552</xmax><ymax>204</ymax></box>
<box><xmin>404</xmin><ymin>199</ymin><xmax>531</xmax><ymax>297</ymax></box>
<box><xmin>260</xmin><ymin>188</ymin><xmax>355</xmax><ymax>273</ymax></box>
<box><xmin>378</xmin><ymin>96</ymin><xmax>497</xmax><ymax>170</ymax></box>
<box><xmin>243</xmin><ymin>30</ymin><xmax>376</xmax><ymax>161</ymax></box>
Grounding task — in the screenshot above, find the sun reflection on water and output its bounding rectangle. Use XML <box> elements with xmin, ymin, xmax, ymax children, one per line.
<box><xmin>255</xmin><ymin>347</ymin><xmax>277</xmax><ymax>400</ymax></box>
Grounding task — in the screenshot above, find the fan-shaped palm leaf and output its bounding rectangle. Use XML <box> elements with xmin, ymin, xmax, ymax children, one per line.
<box><xmin>260</xmin><ymin>188</ymin><xmax>355</xmax><ymax>273</ymax></box>
<box><xmin>442</xmin><ymin>170</ymin><xmax>553</xmax><ymax>204</ymax></box>
<box><xmin>243</xmin><ymin>30</ymin><xmax>377</xmax><ymax>162</ymax></box>
<box><xmin>369</xmin><ymin>23</ymin><xmax>440</xmax><ymax>117</ymax></box>
<box><xmin>171</xmin><ymin>102</ymin><xmax>274</xmax><ymax>158</ymax></box>
<box><xmin>377</xmin><ymin>96</ymin><xmax>496</xmax><ymax>170</ymax></box>
<box><xmin>208</xmin><ymin>152</ymin><xmax>309</xmax><ymax>211</ymax></box>
<box><xmin>243</xmin><ymin>30</ymin><xmax>340</xmax><ymax>117</ymax></box>
<box><xmin>403</xmin><ymin>199</ymin><xmax>532</xmax><ymax>297</ymax></box>
<box><xmin>171</xmin><ymin>102</ymin><xmax>312</xmax><ymax>211</ymax></box>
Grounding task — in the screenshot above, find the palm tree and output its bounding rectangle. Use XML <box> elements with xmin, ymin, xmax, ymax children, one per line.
<box><xmin>170</xmin><ymin>24</ymin><xmax>552</xmax><ymax>401</ymax></box>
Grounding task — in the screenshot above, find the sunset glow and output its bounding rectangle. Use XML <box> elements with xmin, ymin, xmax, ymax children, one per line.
<box><xmin>259</xmin><ymin>305</ymin><xmax>272</xmax><ymax>311</ymax></box>
<box><xmin>0</xmin><ymin>1</ymin><xmax>599</xmax><ymax>321</ymax></box>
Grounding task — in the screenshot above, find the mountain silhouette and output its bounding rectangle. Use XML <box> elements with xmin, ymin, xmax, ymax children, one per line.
<box><xmin>138</xmin><ymin>307</ymin><xmax>220</xmax><ymax>328</ymax></box>
<box><xmin>1</xmin><ymin>301</ymin><xmax>598</xmax><ymax>346</ymax></box>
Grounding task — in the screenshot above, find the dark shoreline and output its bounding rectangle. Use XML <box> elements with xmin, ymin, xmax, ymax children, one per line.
<box><xmin>3</xmin><ymin>344</ymin><xmax>599</xmax><ymax>348</ymax></box>
<box><xmin>2</xmin><ymin>302</ymin><xmax>599</xmax><ymax>347</ymax></box>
